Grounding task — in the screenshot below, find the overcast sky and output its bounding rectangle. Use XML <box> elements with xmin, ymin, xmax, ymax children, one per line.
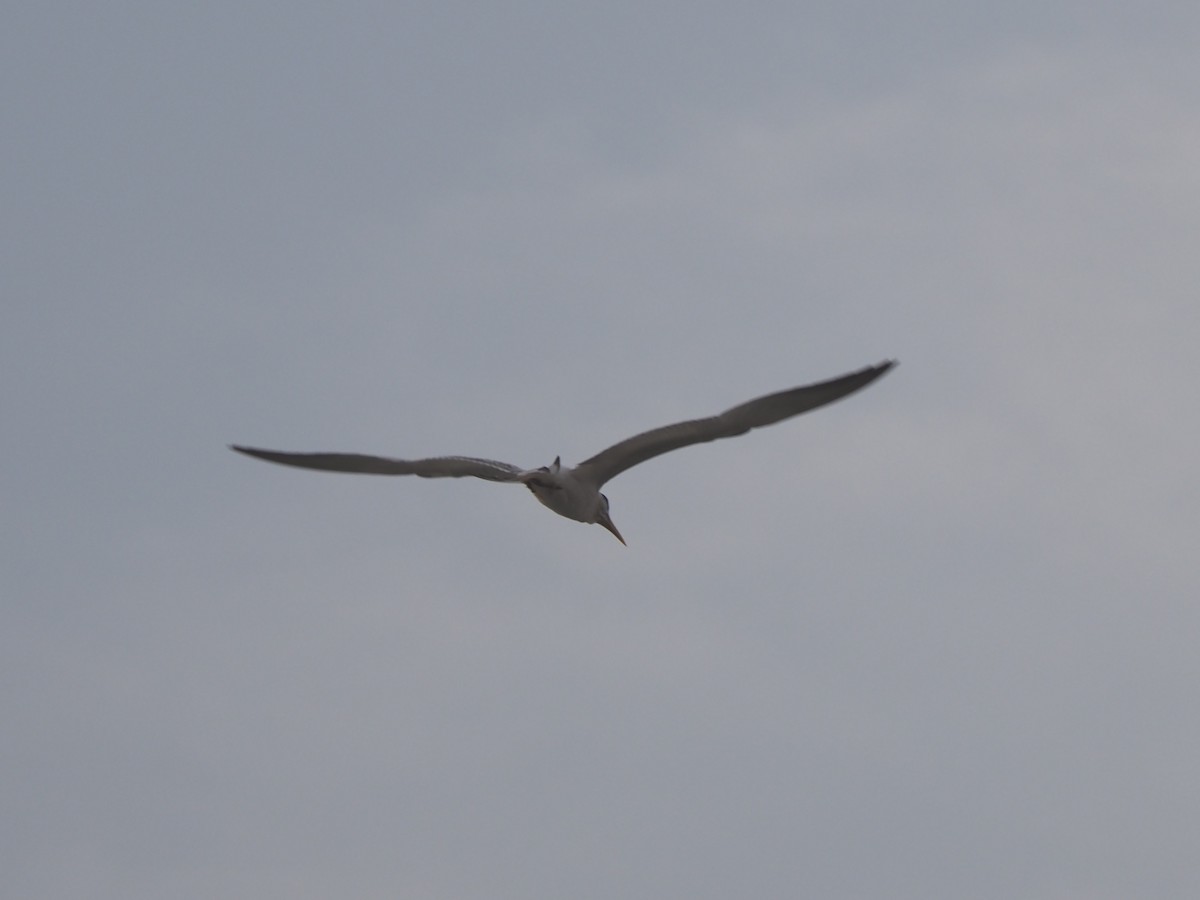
<box><xmin>4</xmin><ymin>3</ymin><xmax>1199</xmax><ymax>898</ymax></box>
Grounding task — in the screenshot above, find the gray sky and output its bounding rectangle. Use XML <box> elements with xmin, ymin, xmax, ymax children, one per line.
<box><xmin>4</xmin><ymin>3</ymin><xmax>1199</xmax><ymax>898</ymax></box>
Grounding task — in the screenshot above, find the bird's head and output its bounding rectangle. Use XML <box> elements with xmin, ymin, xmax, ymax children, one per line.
<box><xmin>595</xmin><ymin>493</ymin><xmax>625</xmax><ymax>546</ymax></box>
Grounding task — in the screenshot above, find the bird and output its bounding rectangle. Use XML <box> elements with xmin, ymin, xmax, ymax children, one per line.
<box><xmin>231</xmin><ymin>360</ymin><xmax>895</xmax><ymax>545</ymax></box>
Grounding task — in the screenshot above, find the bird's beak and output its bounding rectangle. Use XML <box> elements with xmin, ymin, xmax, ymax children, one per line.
<box><xmin>597</xmin><ymin>510</ymin><xmax>626</xmax><ymax>546</ymax></box>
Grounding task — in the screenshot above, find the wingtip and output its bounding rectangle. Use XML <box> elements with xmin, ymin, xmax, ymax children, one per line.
<box><xmin>869</xmin><ymin>359</ymin><xmax>899</xmax><ymax>379</ymax></box>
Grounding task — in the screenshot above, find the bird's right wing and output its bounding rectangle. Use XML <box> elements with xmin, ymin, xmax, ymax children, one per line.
<box><xmin>572</xmin><ymin>360</ymin><xmax>895</xmax><ymax>487</ymax></box>
<box><xmin>230</xmin><ymin>445</ymin><xmax>525</xmax><ymax>482</ymax></box>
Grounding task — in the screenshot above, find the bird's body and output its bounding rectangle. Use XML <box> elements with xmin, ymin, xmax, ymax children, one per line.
<box><xmin>232</xmin><ymin>360</ymin><xmax>895</xmax><ymax>544</ymax></box>
<box><xmin>521</xmin><ymin>457</ymin><xmax>602</xmax><ymax>523</ymax></box>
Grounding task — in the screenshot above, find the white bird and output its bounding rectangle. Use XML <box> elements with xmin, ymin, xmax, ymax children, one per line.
<box><xmin>232</xmin><ymin>360</ymin><xmax>895</xmax><ymax>545</ymax></box>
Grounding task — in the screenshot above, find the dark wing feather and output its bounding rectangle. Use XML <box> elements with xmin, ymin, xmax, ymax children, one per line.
<box><xmin>230</xmin><ymin>446</ymin><xmax>524</xmax><ymax>481</ymax></box>
<box><xmin>572</xmin><ymin>360</ymin><xmax>895</xmax><ymax>486</ymax></box>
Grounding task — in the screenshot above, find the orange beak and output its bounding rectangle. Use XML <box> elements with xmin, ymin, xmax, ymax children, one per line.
<box><xmin>597</xmin><ymin>509</ymin><xmax>626</xmax><ymax>546</ymax></box>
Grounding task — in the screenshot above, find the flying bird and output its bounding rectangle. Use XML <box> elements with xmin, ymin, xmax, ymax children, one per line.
<box><xmin>232</xmin><ymin>360</ymin><xmax>895</xmax><ymax>544</ymax></box>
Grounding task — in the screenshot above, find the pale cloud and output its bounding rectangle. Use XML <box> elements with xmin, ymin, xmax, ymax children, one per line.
<box><xmin>4</xmin><ymin>8</ymin><xmax>1199</xmax><ymax>899</ymax></box>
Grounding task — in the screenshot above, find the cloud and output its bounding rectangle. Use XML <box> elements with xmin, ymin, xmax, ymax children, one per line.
<box><xmin>5</xmin><ymin>11</ymin><xmax>1199</xmax><ymax>899</ymax></box>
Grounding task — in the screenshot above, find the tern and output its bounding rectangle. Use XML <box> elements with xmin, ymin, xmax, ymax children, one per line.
<box><xmin>232</xmin><ymin>360</ymin><xmax>895</xmax><ymax>544</ymax></box>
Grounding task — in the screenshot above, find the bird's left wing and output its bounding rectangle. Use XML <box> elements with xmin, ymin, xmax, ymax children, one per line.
<box><xmin>230</xmin><ymin>446</ymin><xmax>525</xmax><ymax>482</ymax></box>
<box><xmin>572</xmin><ymin>360</ymin><xmax>895</xmax><ymax>487</ymax></box>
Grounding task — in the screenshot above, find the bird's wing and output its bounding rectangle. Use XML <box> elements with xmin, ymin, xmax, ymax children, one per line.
<box><xmin>572</xmin><ymin>360</ymin><xmax>896</xmax><ymax>487</ymax></box>
<box><xmin>230</xmin><ymin>446</ymin><xmax>525</xmax><ymax>481</ymax></box>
